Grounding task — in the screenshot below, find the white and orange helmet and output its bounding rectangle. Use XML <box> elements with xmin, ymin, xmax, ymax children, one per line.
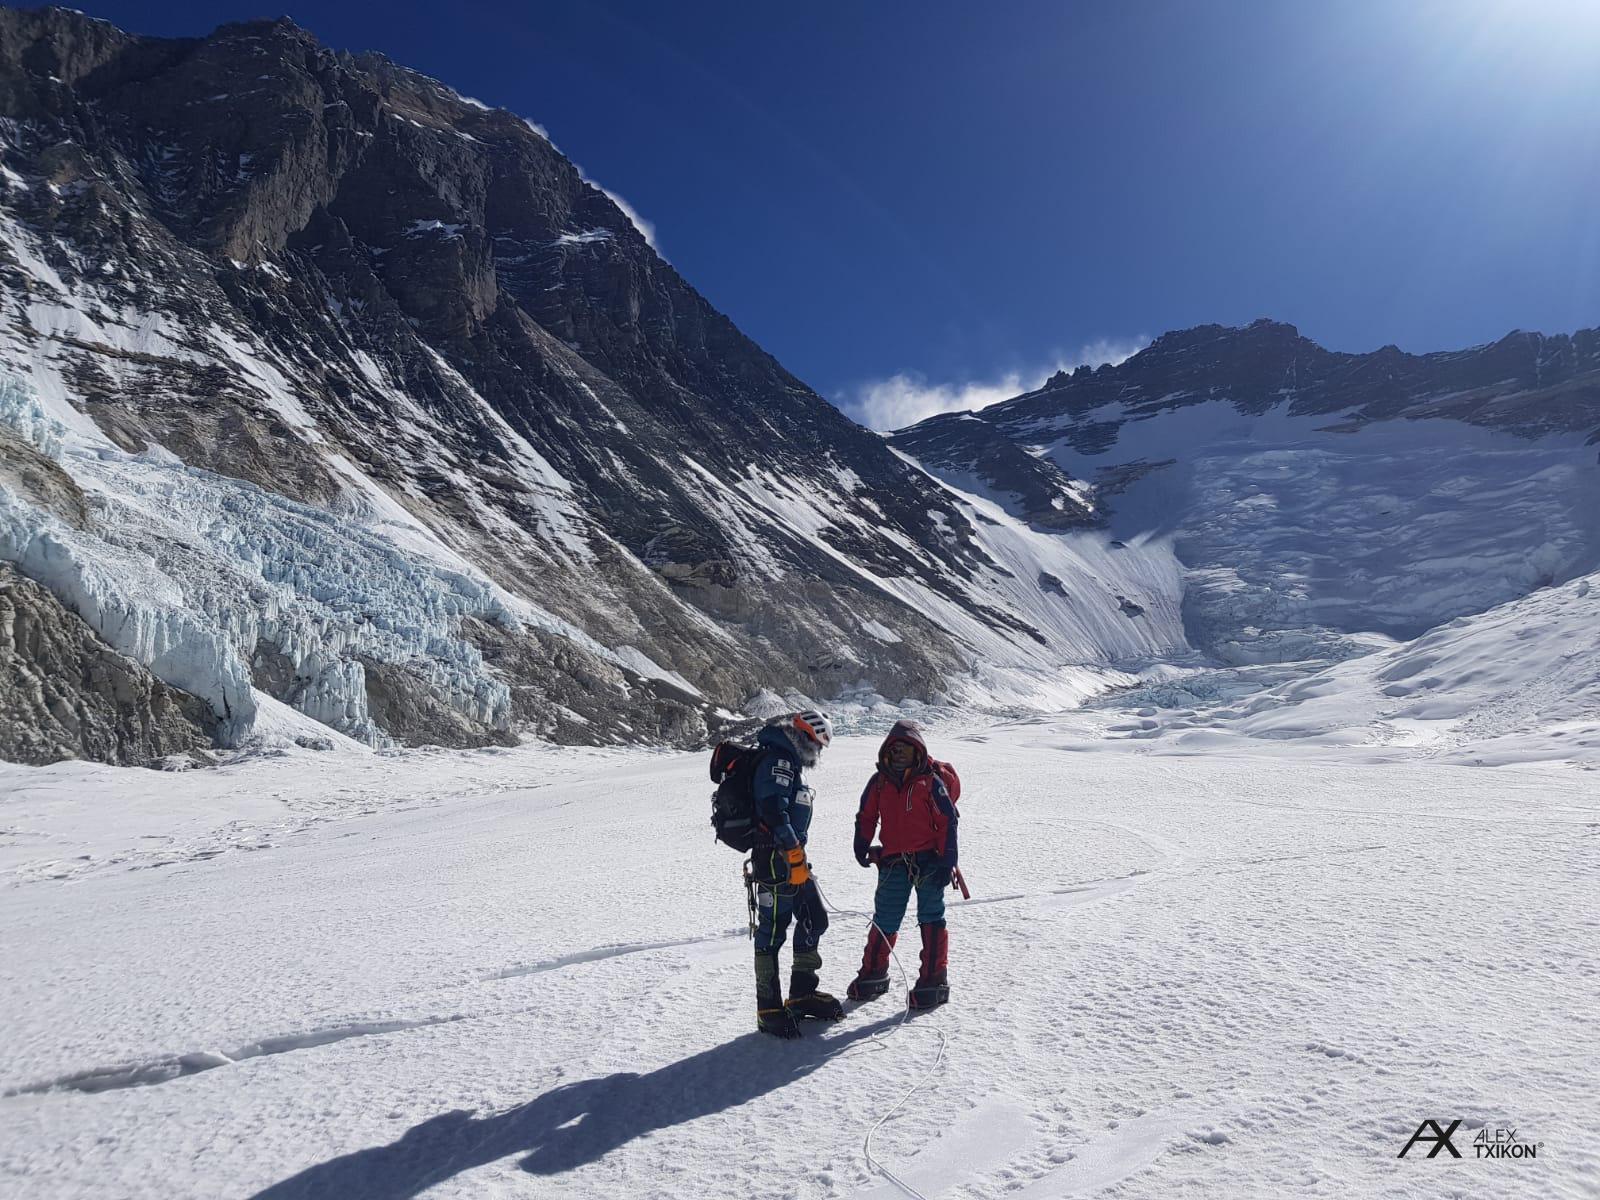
<box><xmin>785</xmin><ymin>709</ymin><xmax>833</xmax><ymax>765</ymax></box>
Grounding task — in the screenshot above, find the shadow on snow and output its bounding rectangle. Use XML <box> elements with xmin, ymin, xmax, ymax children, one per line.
<box><xmin>251</xmin><ymin>1015</ymin><xmax>904</xmax><ymax>1198</ymax></box>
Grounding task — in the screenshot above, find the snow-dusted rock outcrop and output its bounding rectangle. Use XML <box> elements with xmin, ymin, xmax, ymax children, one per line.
<box><xmin>0</xmin><ymin>561</ymin><xmax>217</xmax><ymax>766</ymax></box>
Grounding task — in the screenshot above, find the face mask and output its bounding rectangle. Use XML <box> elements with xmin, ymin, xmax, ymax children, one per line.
<box><xmin>788</xmin><ymin>726</ymin><xmax>820</xmax><ymax>767</ymax></box>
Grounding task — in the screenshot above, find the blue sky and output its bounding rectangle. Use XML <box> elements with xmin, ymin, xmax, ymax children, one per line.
<box><xmin>73</xmin><ymin>1</ymin><xmax>1600</xmax><ymax>427</ymax></box>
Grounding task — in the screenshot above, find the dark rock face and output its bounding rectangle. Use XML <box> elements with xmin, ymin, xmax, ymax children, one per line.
<box><xmin>967</xmin><ymin>318</ymin><xmax>1600</xmax><ymax>453</ymax></box>
<box><xmin>358</xmin><ymin>656</ymin><xmax>517</xmax><ymax>750</ymax></box>
<box><xmin>890</xmin><ymin>412</ymin><xmax>1096</xmax><ymax>529</ymax></box>
<box><xmin>0</xmin><ymin>563</ymin><xmax>217</xmax><ymax>766</ymax></box>
<box><xmin>0</xmin><ymin>424</ymin><xmax>86</xmax><ymax>526</ymax></box>
<box><xmin>460</xmin><ymin>616</ymin><xmax>728</xmax><ymax>747</ymax></box>
<box><xmin>1037</xmin><ymin>571</ymin><xmax>1068</xmax><ymax>597</ymax></box>
<box><xmin>0</xmin><ymin>8</ymin><xmax>1040</xmax><ymax>759</ymax></box>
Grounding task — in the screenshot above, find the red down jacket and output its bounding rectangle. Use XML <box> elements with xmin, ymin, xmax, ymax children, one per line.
<box><xmin>854</xmin><ymin>720</ymin><xmax>961</xmax><ymax>858</ymax></box>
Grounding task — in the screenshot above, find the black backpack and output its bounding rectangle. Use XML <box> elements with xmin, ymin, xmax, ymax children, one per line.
<box><xmin>709</xmin><ymin>741</ymin><xmax>763</xmax><ymax>851</ymax></box>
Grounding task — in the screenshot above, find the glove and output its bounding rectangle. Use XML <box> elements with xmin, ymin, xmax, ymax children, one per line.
<box><xmin>854</xmin><ymin>836</ymin><xmax>872</xmax><ymax>868</ymax></box>
<box><xmin>923</xmin><ymin>853</ymin><xmax>953</xmax><ymax>889</ymax></box>
<box><xmin>785</xmin><ymin>845</ymin><xmax>810</xmax><ymax>886</ymax></box>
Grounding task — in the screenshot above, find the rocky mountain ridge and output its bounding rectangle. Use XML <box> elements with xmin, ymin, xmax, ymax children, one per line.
<box><xmin>895</xmin><ymin>318</ymin><xmax>1600</xmax><ymax>666</ymax></box>
<box><xmin>4</xmin><ymin>8</ymin><xmax>1592</xmax><ymax>767</ymax></box>
<box><xmin>989</xmin><ymin>317</ymin><xmax>1600</xmax><ymax>452</ymax></box>
<box><xmin>0</xmin><ymin>7</ymin><xmax>1183</xmax><ymax>764</ymax></box>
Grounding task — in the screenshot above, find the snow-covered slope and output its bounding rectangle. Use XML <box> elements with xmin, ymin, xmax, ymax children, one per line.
<box><xmin>1102</xmin><ymin>570</ymin><xmax>1600</xmax><ymax>767</ymax></box>
<box><xmin>2</xmin><ymin>726</ymin><xmax>1595</xmax><ymax>1198</ymax></box>
<box><xmin>895</xmin><ymin>321</ymin><xmax>1600</xmax><ymax>668</ymax></box>
<box><xmin>879</xmin><ymin>447</ymin><xmax>1187</xmax><ymax>709</ymax></box>
<box><xmin>1054</xmin><ymin>402</ymin><xmax>1600</xmax><ymax>664</ymax></box>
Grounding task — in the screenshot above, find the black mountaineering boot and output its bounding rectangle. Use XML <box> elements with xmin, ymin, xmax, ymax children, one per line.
<box><xmin>756</xmin><ymin>951</ymin><xmax>801</xmax><ymax>1038</ymax></box>
<box><xmin>786</xmin><ymin>947</ymin><xmax>845</xmax><ymax>1022</ymax></box>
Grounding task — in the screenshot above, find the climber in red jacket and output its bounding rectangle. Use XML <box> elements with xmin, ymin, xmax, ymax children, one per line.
<box><xmin>847</xmin><ymin>720</ymin><xmax>960</xmax><ymax>1009</ymax></box>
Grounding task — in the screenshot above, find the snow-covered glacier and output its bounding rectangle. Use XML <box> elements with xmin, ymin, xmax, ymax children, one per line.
<box><xmin>1108</xmin><ymin>568</ymin><xmax>1600</xmax><ymax>766</ymax></box>
<box><xmin>1004</xmin><ymin>399</ymin><xmax>1599</xmax><ymax>665</ymax></box>
<box><xmin>0</xmin><ymin>373</ymin><xmax>519</xmax><ymax>748</ymax></box>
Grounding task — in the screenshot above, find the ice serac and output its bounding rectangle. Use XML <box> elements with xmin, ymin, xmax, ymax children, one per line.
<box><xmin>0</xmin><ymin>8</ymin><xmax>1182</xmax><ymax>761</ymax></box>
<box><xmin>894</xmin><ymin>319</ymin><xmax>1600</xmax><ymax>665</ymax></box>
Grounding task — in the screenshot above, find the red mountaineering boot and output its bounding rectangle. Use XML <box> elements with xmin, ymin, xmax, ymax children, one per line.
<box><xmin>908</xmin><ymin>921</ymin><xmax>949</xmax><ymax>1010</ymax></box>
<box><xmin>847</xmin><ymin>926</ymin><xmax>896</xmax><ymax>1002</ymax></box>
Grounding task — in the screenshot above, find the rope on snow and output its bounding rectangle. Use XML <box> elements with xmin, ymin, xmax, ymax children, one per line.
<box><xmin>813</xmin><ymin>876</ymin><xmax>949</xmax><ymax>1200</ymax></box>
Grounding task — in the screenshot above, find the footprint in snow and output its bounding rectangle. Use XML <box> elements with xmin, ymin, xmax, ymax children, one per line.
<box><xmin>1013</xmin><ymin>1108</ymin><xmax>1213</xmax><ymax>1198</ymax></box>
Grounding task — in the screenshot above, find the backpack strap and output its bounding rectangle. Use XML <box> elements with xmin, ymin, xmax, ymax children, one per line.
<box><xmin>932</xmin><ymin>759</ymin><xmax>961</xmax><ymax>804</ymax></box>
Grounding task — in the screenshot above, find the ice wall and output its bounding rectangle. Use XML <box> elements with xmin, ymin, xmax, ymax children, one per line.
<box><xmin>0</xmin><ymin>375</ymin><xmax>516</xmax><ymax>748</ymax></box>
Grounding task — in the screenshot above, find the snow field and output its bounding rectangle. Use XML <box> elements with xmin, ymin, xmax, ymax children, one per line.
<box><xmin>1082</xmin><ymin>569</ymin><xmax>1600</xmax><ymax>767</ymax></box>
<box><xmin>2</xmin><ymin>727</ymin><xmax>1595</xmax><ymax>1199</ymax></box>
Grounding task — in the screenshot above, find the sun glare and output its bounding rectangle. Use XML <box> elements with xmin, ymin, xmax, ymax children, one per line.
<box><xmin>1458</xmin><ymin>0</ymin><xmax>1600</xmax><ymax>53</ymax></box>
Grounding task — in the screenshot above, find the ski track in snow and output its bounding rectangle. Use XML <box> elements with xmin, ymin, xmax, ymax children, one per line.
<box><xmin>846</xmin><ymin>1099</ymin><xmax>1211</xmax><ymax>1200</ymax></box>
<box><xmin>2</xmin><ymin>731</ymin><xmax>1597</xmax><ymax>1200</ymax></box>
<box><xmin>484</xmin><ymin>931</ymin><xmax>746</xmax><ymax>981</ymax></box>
<box><xmin>1010</xmin><ymin>1109</ymin><xmax>1207</xmax><ymax>1199</ymax></box>
<box><xmin>5</xmin><ymin>1017</ymin><xmax>468</xmax><ymax>1097</ymax></box>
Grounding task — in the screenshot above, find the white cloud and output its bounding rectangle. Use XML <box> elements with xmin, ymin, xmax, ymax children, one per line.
<box><xmin>840</xmin><ymin>370</ymin><xmax>1032</xmax><ymax>433</ymax></box>
<box><xmin>1073</xmin><ymin>337</ymin><xmax>1148</xmax><ymax>371</ymax></box>
<box><xmin>839</xmin><ymin>336</ymin><xmax>1148</xmax><ymax>431</ymax></box>
<box><xmin>575</xmin><ymin>167</ymin><xmax>658</xmax><ymax>251</ymax></box>
<box><xmin>596</xmin><ymin>184</ymin><xmax>658</xmax><ymax>251</ymax></box>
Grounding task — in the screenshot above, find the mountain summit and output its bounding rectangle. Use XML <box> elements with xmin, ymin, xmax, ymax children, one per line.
<box><xmin>961</xmin><ymin>318</ymin><xmax>1600</xmax><ymax>455</ymax></box>
<box><xmin>0</xmin><ymin>7</ymin><xmax>1182</xmax><ymax>761</ymax></box>
<box><xmin>893</xmin><ymin>318</ymin><xmax>1600</xmax><ymax>665</ymax></box>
